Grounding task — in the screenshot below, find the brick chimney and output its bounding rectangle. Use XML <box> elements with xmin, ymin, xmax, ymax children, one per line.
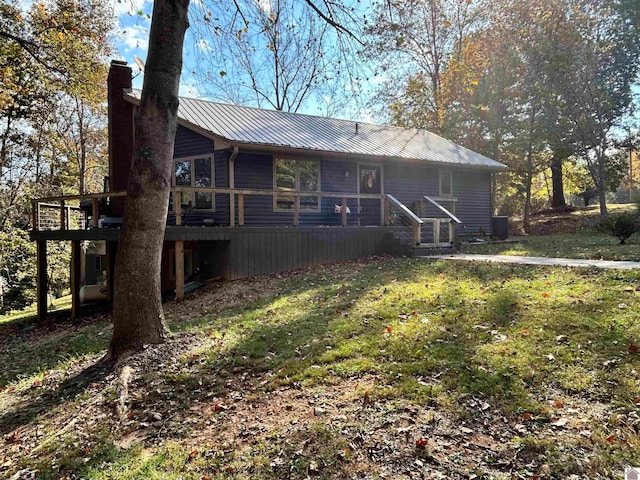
<box><xmin>107</xmin><ymin>60</ymin><xmax>134</xmax><ymax>194</ymax></box>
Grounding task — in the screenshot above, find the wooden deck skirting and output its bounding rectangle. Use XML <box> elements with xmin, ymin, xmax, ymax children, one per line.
<box><xmin>30</xmin><ymin>188</ymin><xmax>454</xmax><ymax>320</ymax></box>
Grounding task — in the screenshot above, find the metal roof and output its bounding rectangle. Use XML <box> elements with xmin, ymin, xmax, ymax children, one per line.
<box><xmin>125</xmin><ymin>90</ymin><xmax>506</xmax><ymax>170</ymax></box>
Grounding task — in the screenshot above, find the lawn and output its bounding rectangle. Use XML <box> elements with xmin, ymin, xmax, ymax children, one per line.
<box><xmin>1</xmin><ymin>256</ymin><xmax>639</xmax><ymax>479</ymax></box>
<box><xmin>462</xmin><ymin>232</ymin><xmax>640</xmax><ymax>261</ymax></box>
<box><xmin>462</xmin><ymin>203</ymin><xmax>640</xmax><ymax>261</ymax></box>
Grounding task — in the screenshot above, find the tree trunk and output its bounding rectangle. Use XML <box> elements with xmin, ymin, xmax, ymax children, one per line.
<box><xmin>597</xmin><ymin>146</ymin><xmax>608</xmax><ymax>218</ymax></box>
<box><xmin>550</xmin><ymin>152</ymin><xmax>566</xmax><ymax>209</ymax></box>
<box><xmin>109</xmin><ymin>0</ymin><xmax>190</xmax><ymax>359</ymax></box>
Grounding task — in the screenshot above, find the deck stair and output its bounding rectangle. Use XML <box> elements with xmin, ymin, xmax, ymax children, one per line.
<box><xmin>383</xmin><ymin>194</ymin><xmax>461</xmax><ymax>257</ymax></box>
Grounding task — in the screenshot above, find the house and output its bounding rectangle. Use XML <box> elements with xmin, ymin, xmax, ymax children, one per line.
<box><xmin>30</xmin><ymin>60</ymin><xmax>507</xmax><ymax>320</ymax></box>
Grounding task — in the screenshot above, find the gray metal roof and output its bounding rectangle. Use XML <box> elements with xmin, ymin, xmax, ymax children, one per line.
<box><xmin>125</xmin><ymin>90</ymin><xmax>506</xmax><ymax>170</ymax></box>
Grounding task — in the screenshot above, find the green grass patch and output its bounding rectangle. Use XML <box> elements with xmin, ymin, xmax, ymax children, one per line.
<box><xmin>463</xmin><ymin>231</ymin><xmax>640</xmax><ymax>261</ymax></box>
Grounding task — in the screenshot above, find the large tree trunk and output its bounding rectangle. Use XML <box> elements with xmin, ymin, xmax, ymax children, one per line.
<box><xmin>109</xmin><ymin>0</ymin><xmax>190</xmax><ymax>359</ymax></box>
<box><xmin>550</xmin><ymin>152</ymin><xmax>566</xmax><ymax>209</ymax></box>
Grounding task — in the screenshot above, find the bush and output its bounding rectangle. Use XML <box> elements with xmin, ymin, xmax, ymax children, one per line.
<box><xmin>596</xmin><ymin>211</ymin><xmax>640</xmax><ymax>244</ymax></box>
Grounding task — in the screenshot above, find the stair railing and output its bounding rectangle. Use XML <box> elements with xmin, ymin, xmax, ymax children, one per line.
<box><xmin>384</xmin><ymin>194</ymin><xmax>423</xmax><ymax>246</ymax></box>
<box><xmin>422</xmin><ymin>195</ymin><xmax>463</xmax><ymax>245</ymax></box>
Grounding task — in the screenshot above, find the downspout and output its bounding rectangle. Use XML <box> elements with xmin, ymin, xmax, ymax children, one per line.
<box><xmin>229</xmin><ymin>146</ymin><xmax>239</xmax><ymax>227</ymax></box>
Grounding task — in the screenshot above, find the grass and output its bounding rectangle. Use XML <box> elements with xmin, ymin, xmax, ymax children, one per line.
<box><xmin>462</xmin><ymin>232</ymin><xmax>640</xmax><ymax>261</ymax></box>
<box><xmin>0</xmin><ymin>294</ymin><xmax>72</xmax><ymax>325</ymax></box>
<box><xmin>462</xmin><ymin>203</ymin><xmax>640</xmax><ymax>261</ymax></box>
<box><xmin>2</xmin><ymin>257</ymin><xmax>640</xmax><ymax>479</ymax></box>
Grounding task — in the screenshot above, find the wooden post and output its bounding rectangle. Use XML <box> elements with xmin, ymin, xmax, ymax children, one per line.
<box><xmin>175</xmin><ymin>240</ymin><xmax>184</xmax><ymax>300</ymax></box>
<box><xmin>238</xmin><ymin>194</ymin><xmax>245</xmax><ymax>226</ymax></box>
<box><xmin>229</xmin><ymin>155</ymin><xmax>235</xmax><ymax>227</ymax></box>
<box><xmin>31</xmin><ymin>201</ymin><xmax>37</xmax><ymax>231</ymax></box>
<box><xmin>66</xmin><ymin>205</ymin><xmax>71</xmax><ymax>229</ymax></box>
<box><xmin>175</xmin><ymin>191</ymin><xmax>182</xmax><ymax>225</ymax></box>
<box><xmin>106</xmin><ymin>241</ymin><xmax>117</xmax><ymax>301</ymax></box>
<box><xmin>70</xmin><ymin>241</ymin><xmax>81</xmax><ymax>320</ymax></box>
<box><xmin>383</xmin><ymin>197</ymin><xmax>389</xmax><ymax>225</ymax></box>
<box><xmin>36</xmin><ymin>240</ymin><xmax>48</xmax><ymax>321</ymax></box>
<box><xmin>341</xmin><ymin>197</ymin><xmax>348</xmax><ymax>226</ymax></box>
<box><xmin>449</xmin><ymin>221</ymin><xmax>456</xmax><ymax>244</ymax></box>
<box><xmin>293</xmin><ymin>195</ymin><xmax>300</xmax><ymax>226</ymax></box>
<box><xmin>92</xmin><ymin>198</ymin><xmax>99</xmax><ymax>228</ymax></box>
<box><xmin>435</xmin><ymin>220</ymin><xmax>441</xmax><ymax>246</ymax></box>
<box><xmin>59</xmin><ymin>200</ymin><xmax>66</xmax><ymax>230</ymax></box>
<box><xmin>413</xmin><ymin>222</ymin><xmax>421</xmax><ymax>246</ymax></box>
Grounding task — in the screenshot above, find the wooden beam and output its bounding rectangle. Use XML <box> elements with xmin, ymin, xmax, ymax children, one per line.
<box><xmin>70</xmin><ymin>241</ymin><xmax>81</xmax><ymax>320</ymax></box>
<box><xmin>238</xmin><ymin>194</ymin><xmax>245</xmax><ymax>226</ymax></box>
<box><xmin>31</xmin><ymin>201</ymin><xmax>37</xmax><ymax>231</ymax></box>
<box><xmin>293</xmin><ymin>196</ymin><xmax>300</xmax><ymax>226</ymax></box>
<box><xmin>92</xmin><ymin>198</ymin><xmax>99</xmax><ymax>228</ymax></box>
<box><xmin>175</xmin><ymin>240</ymin><xmax>184</xmax><ymax>300</ymax></box>
<box><xmin>341</xmin><ymin>197</ymin><xmax>348</xmax><ymax>226</ymax></box>
<box><xmin>59</xmin><ymin>200</ymin><xmax>66</xmax><ymax>230</ymax></box>
<box><xmin>36</xmin><ymin>240</ymin><xmax>48</xmax><ymax>321</ymax></box>
<box><xmin>106</xmin><ymin>241</ymin><xmax>117</xmax><ymax>301</ymax></box>
<box><xmin>175</xmin><ymin>191</ymin><xmax>182</xmax><ymax>226</ymax></box>
<box><xmin>229</xmin><ymin>153</ymin><xmax>235</xmax><ymax>227</ymax></box>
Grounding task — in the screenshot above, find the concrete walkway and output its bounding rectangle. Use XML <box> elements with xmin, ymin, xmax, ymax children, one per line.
<box><xmin>424</xmin><ymin>253</ymin><xmax>640</xmax><ymax>270</ymax></box>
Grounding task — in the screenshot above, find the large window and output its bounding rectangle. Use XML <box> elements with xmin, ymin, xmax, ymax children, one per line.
<box><xmin>274</xmin><ymin>158</ymin><xmax>320</xmax><ymax>211</ymax></box>
<box><xmin>172</xmin><ymin>156</ymin><xmax>214</xmax><ymax>210</ymax></box>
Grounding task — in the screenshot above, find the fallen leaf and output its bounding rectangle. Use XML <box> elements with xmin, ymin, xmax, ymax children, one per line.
<box><xmin>606</xmin><ymin>434</ymin><xmax>615</xmax><ymax>443</ymax></box>
<box><xmin>547</xmin><ymin>353</ymin><xmax>555</xmax><ymax>361</ymax></box>
<box><xmin>386</xmin><ymin>326</ymin><xmax>393</xmax><ymax>333</ymax></box>
<box><xmin>415</xmin><ymin>437</ymin><xmax>428</xmax><ymax>449</ymax></box>
<box><xmin>522</xmin><ymin>412</ymin><xmax>533</xmax><ymax>421</ymax></box>
<box><xmin>556</xmin><ymin>335</ymin><xmax>569</xmax><ymax>343</ymax></box>
<box><xmin>552</xmin><ymin>400</ymin><xmax>563</xmax><ymax>409</ymax></box>
<box><xmin>542</xmin><ymin>292</ymin><xmax>550</xmax><ymax>298</ymax></box>
<box><xmin>550</xmin><ymin>417</ymin><xmax>568</xmax><ymax>427</ymax></box>
<box><xmin>628</xmin><ymin>344</ymin><xmax>639</xmax><ymax>353</ymax></box>
<box><xmin>521</xmin><ymin>329</ymin><xmax>530</xmax><ymax>336</ymax></box>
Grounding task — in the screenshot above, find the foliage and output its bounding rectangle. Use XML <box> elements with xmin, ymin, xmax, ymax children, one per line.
<box><xmin>596</xmin><ymin>210</ymin><xmax>640</xmax><ymax>245</ymax></box>
<box><xmin>370</xmin><ymin>0</ymin><xmax>640</xmax><ymax>219</ymax></box>
<box><xmin>0</xmin><ymin>229</ymin><xmax>36</xmax><ymax>312</ymax></box>
<box><xmin>0</xmin><ymin>0</ymin><xmax>114</xmax><ymax>310</ymax></box>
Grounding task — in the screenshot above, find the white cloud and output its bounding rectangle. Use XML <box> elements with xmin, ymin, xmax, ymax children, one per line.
<box><xmin>113</xmin><ymin>0</ymin><xmax>152</xmax><ymax>17</ymax></box>
<box><xmin>256</xmin><ymin>0</ymin><xmax>271</xmax><ymax>12</ymax></box>
<box><xmin>118</xmin><ymin>23</ymin><xmax>149</xmax><ymax>53</ymax></box>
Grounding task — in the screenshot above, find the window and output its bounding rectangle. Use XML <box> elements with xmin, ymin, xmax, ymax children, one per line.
<box><xmin>274</xmin><ymin>158</ymin><xmax>320</xmax><ymax>211</ymax></box>
<box><xmin>171</xmin><ymin>156</ymin><xmax>214</xmax><ymax>210</ymax></box>
<box><xmin>439</xmin><ymin>170</ymin><xmax>452</xmax><ymax>196</ymax></box>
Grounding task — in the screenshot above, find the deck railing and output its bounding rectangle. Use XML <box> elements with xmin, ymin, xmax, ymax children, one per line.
<box><xmin>31</xmin><ymin>188</ymin><xmax>385</xmax><ymax>231</ymax></box>
<box><xmin>31</xmin><ymin>189</ymin><xmax>461</xmax><ymax>248</ymax></box>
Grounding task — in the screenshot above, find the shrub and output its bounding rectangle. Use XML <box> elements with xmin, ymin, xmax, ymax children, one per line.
<box><xmin>596</xmin><ymin>211</ymin><xmax>640</xmax><ymax>244</ymax></box>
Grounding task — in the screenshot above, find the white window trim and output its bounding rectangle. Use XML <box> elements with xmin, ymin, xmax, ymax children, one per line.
<box><xmin>171</xmin><ymin>155</ymin><xmax>215</xmax><ymax>212</ymax></box>
<box><xmin>273</xmin><ymin>157</ymin><xmax>322</xmax><ymax>213</ymax></box>
<box><xmin>439</xmin><ymin>170</ymin><xmax>453</xmax><ymax>197</ymax></box>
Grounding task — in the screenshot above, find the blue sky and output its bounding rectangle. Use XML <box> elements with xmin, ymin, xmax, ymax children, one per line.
<box><xmin>114</xmin><ymin>0</ymin><xmax>379</xmax><ymax>120</ymax></box>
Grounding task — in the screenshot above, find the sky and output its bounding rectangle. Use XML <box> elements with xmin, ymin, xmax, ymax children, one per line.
<box><xmin>113</xmin><ymin>0</ymin><xmax>379</xmax><ymax>121</ymax></box>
